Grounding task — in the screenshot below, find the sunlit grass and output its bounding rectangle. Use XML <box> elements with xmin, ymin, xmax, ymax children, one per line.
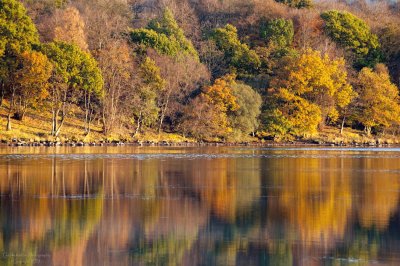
<box><xmin>1</xmin><ymin>101</ymin><xmax>399</xmax><ymax>144</ymax></box>
<box><xmin>0</xmin><ymin>102</ymin><xmax>196</xmax><ymax>143</ymax></box>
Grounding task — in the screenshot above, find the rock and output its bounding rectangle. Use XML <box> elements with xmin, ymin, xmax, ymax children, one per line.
<box><xmin>17</xmin><ymin>141</ymin><xmax>26</xmax><ymax>146</ymax></box>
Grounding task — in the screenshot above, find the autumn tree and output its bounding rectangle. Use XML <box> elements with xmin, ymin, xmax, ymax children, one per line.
<box><xmin>355</xmin><ymin>64</ymin><xmax>400</xmax><ymax>135</ymax></box>
<box><xmin>53</xmin><ymin>6</ymin><xmax>88</xmax><ymax>51</ymax></box>
<box><xmin>180</xmin><ymin>75</ymin><xmax>239</xmax><ymax>140</ymax></box>
<box><xmin>263</xmin><ymin>49</ymin><xmax>354</xmax><ymax>138</ymax></box>
<box><xmin>75</xmin><ymin>0</ymin><xmax>131</xmax><ymax>51</ymax></box>
<box><xmin>198</xmin><ymin>40</ymin><xmax>227</xmax><ymax>79</ymax></box>
<box><xmin>179</xmin><ymin>96</ymin><xmax>223</xmax><ymax>140</ymax></box>
<box><xmin>278</xmin><ymin>49</ymin><xmax>353</xmax><ymax>125</ymax></box>
<box><xmin>13</xmin><ymin>51</ymin><xmax>52</xmax><ymax>121</ymax></box>
<box><xmin>97</xmin><ymin>41</ymin><xmax>134</xmax><ymax>135</ymax></box>
<box><xmin>263</xmin><ymin>88</ymin><xmax>322</xmax><ymax>139</ymax></box>
<box><xmin>0</xmin><ymin>0</ymin><xmax>40</xmax><ymax>130</ymax></box>
<box><xmin>153</xmin><ymin>53</ymin><xmax>209</xmax><ymax>133</ymax></box>
<box><xmin>5</xmin><ymin>51</ymin><xmax>52</xmax><ymax>130</ymax></box>
<box><xmin>321</xmin><ymin>10</ymin><xmax>381</xmax><ymax>68</ymax></box>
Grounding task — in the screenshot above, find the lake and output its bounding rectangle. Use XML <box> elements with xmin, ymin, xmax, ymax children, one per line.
<box><xmin>1</xmin><ymin>146</ymin><xmax>400</xmax><ymax>265</ymax></box>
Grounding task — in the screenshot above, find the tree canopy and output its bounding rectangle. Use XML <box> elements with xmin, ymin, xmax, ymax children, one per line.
<box><xmin>0</xmin><ymin>0</ymin><xmax>39</xmax><ymax>57</ymax></box>
<box><xmin>260</xmin><ymin>18</ymin><xmax>294</xmax><ymax>49</ymax></box>
<box><xmin>264</xmin><ymin>49</ymin><xmax>354</xmax><ymax>138</ymax></box>
<box><xmin>210</xmin><ymin>24</ymin><xmax>261</xmax><ymax>75</ymax></box>
<box><xmin>321</xmin><ymin>10</ymin><xmax>381</xmax><ymax>68</ymax></box>
<box><xmin>39</xmin><ymin>41</ymin><xmax>103</xmax><ymax>136</ymax></box>
<box><xmin>130</xmin><ymin>8</ymin><xmax>198</xmax><ymax>59</ymax></box>
<box><xmin>355</xmin><ymin>64</ymin><xmax>400</xmax><ymax>135</ymax></box>
<box><xmin>275</xmin><ymin>0</ymin><xmax>312</xmax><ymax>9</ymax></box>
<box><xmin>2</xmin><ymin>0</ymin><xmax>400</xmax><ymax>141</ymax></box>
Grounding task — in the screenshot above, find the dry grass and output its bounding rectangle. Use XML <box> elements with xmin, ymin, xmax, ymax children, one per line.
<box><xmin>0</xmin><ymin>102</ymin><xmax>195</xmax><ymax>143</ymax></box>
<box><xmin>308</xmin><ymin>126</ymin><xmax>400</xmax><ymax>145</ymax></box>
<box><xmin>0</xmin><ymin>103</ymin><xmax>106</xmax><ymax>142</ymax></box>
<box><xmin>1</xmin><ymin>102</ymin><xmax>399</xmax><ymax>145</ymax></box>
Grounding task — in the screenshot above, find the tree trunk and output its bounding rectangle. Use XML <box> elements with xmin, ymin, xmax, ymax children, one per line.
<box><xmin>340</xmin><ymin>116</ymin><xmax>346</xmax><ymax>135</ymax></box>
<box><xmin>51</xmin><ymin>109</ymin><xmax>57</xmax><ymax>136</ymax></box>
<box><xmin>52</xmin><ymin>104</ymin><xmax>66</xmax><ymax>137</ymax></box>
<box><xmin>134</xmin><ymin>111</ymin><xmax>142</xmax><ymax>137</ymax></box>
<box><xmin>20</xmin><ymin>107</ymin><xmax>27</xmax><ymax>121</ymax></box>
<box><xmin>6</xmin><ymin>112</ymin><xmax>12</xmax><ymax>131</ymax></box>
<box><xmin>158</xmin><ymin>111</ymin><xmax>165</xmax><ymax>134</ymax></box>
<box><xmin>0</xmin><ymin>81</ymin><xmax>4</xmax><ymax>107</ymax></box>
<box><xmin>6</xmin><ymin>87</ymin><xmax>16</xmax><ymax>131</ymax></box>
<box><xmin>54</xmin><ymin>114</ymin><xmax>65</xmax><ymax>137</ymax></box>
<box><xmin>158</xmin><ymin>87</ymin><xmax>172</xmax><ymax>134</ymax></box>
<box><xmin>53</xmin><ymin>90</ymin><xmax>68</xmax><ymax>137</ymax></box>
<box><xmin>102</xmin><ymin>110</ymin><xmax>108</xmax><ymax>135</ymax></box>
<box><xmin>365</xmin><ymin>126</ymin><xmax>372</xmax><ymax>136</ymax></box>
<box><xmin>86</xmin><ymin>108</ymin><xmax>94</xmax><ymax>136</ymax></box>
<box><xmin>84</xmin><ymin>90</ymin><xmax>92</xmax><ymax>135</ymax></box>
<box><xmin>158</xmin><ymin>98</ymin><xmax>170</xmax><ymax>134</ymax></box>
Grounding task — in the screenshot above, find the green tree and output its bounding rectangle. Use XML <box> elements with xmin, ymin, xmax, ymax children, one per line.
<box><xmin>275</xmin><ymin>0</ymin><xmax>312</xmax><ymax>8</ymax></box>
<box><xmin>321</xmin><ymin>10</ymin><xmax>381</xmax><ymax>68</ymax></box>
<box><xmin>79</xmin><ymin>50</ymin><xmax>104</xmax><ymax>135</ymax></box>
<box><xmin>133</xmin><ymin>56</ymin><xmax>165</xmax><ymax>135</ymax></box>
<box><xmin>260</xmin><ymin>18</ymin><xmax>294</xmax><ymax>49</ymax></box>
<box><xmin>0</xmin><ymin>0</ymin><xmax>40</xmax><ymax>130</ymax></box>
<box><xmin>355</xmin><ymin>64</ymin><xmax>400</xmax><ymax>135</ymax></box>
<box><xmin>40</xmin><ymin>42</ymin><xmax>103</xmax><ymax>136</ymax></box>
<box><xmin>0</xmin><ymin>0</ymin><xmax>39</xmax><ymax>56</ymax></box>
<box><xmin>230</xmin><ymin>83</ymin><xmax>262</xmax><ymax>139</ymax></box>
<box><xmin>130</xmin><ymin>8</ymin><xmax>198</xmax><ymax>59</ymax></box>
<box><xmin>148</xmin><ymin>8</ymin><xmax>197</xmax><ymax>58</ymax></box>
<box><xmin>263</xmin><ymin>88</ymin><xmax>322</xmax><ymax>139</ymax></box>
<box><xmin>210</xmin><ymin>24</ymin><xmax>261</xmax><ymax>75</ymax></box>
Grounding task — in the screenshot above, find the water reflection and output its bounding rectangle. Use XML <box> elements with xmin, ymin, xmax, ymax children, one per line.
<box><xmin>0</xmin><ymin>147</ymin><xmax>400</xmax><ymax>265</ymax></box>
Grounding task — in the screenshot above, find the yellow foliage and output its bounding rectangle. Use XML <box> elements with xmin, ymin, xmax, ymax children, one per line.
<box><xmin>356</xmin><ymin>64</ymin><xmax>400</xmax><ymax>131</ymax></box>
<box><xmin>54</xmin><ymin>7</ymin><xmax>88</xmax><ymax>51</ymax></box>
<box><xmin>203</xmin><ymin>74</ymin><xmax>239</xmax><ymax>113</ymax></box>
<box><xmin>201</xmin><ymin>74</ymin><xmax>240</xmax><ymax>136</ymax></box>
<box><xmin>16</xmin><ymin>51</ymin><xmax>52</xmax><ymax>98</ymax></box>
<box><xmin>280</xmin><ymin>49</ymin><xmax>354</xmax><ymax>122</ymax></box>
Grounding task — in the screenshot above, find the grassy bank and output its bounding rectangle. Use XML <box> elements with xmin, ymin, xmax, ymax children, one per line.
<box><xmin>1</xmin><ymin>103</ymin><xmax>399</xmax><ymax>146</ymax></box>
<box><xmin>0</xmin><ymin>103</ymin><xmax>194</xmax><ymax>144</ymax></box>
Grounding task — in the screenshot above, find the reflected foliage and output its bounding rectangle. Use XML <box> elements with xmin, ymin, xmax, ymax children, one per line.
<box><xmin>1</xmin><ymin>147</ymin><xmax>400</xmax><ymax>265</ymax></box>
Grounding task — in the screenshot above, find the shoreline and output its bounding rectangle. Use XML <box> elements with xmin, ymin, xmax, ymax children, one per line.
<box><xmin>1</xmin><ymin>139</ymin><xmax>397</xmax><ymax>148</ymax></box>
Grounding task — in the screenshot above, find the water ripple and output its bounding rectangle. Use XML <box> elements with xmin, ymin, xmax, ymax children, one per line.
<box><xmin>1</xmin><ymin>152</ymin><xmax>400</xmax><ymax>161</ymax></box>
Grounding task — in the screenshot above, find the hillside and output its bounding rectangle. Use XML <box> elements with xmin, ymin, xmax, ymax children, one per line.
<box><xmin>1</xmin><ymin>0</ymin><xmax>400</xmax><ymax>143</ymax></box>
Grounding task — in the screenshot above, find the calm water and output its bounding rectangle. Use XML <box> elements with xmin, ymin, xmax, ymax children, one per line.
<box><xmin>1</xmin><ymin>146</ymin><xmax>400</xmax><ymax>266</ymax></box>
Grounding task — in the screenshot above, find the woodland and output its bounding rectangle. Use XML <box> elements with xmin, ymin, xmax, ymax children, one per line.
<box><xmin>1</xmin><ymin>0</ymin><xmax>400</xmax><ymax>143</ymax></box>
